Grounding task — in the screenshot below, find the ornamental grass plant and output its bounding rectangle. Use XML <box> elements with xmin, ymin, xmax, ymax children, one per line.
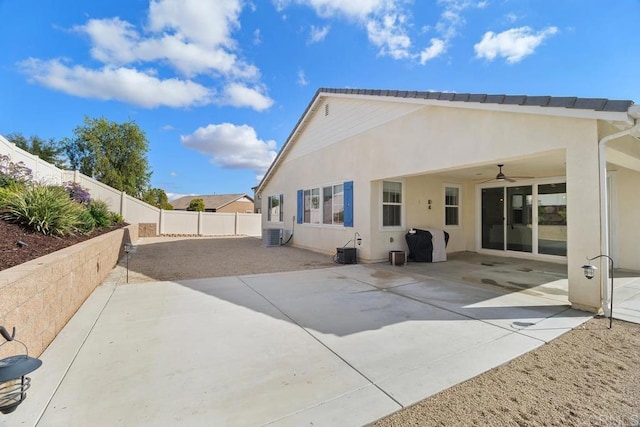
<box><xmin>0</xmin><ymin>154</ymin><xmax>121</xmax><ymax>237</ymax></box>
<box><xmin>1</xmin><ymin>185</ymin><xmax>93</xmax><ymax>236</ymax></box>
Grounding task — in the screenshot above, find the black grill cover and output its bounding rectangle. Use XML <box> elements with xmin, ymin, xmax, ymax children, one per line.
<box><xmin>405</xmin><ymin>229</ymin><xmax>449</xmax><ymax>262</ymax></box>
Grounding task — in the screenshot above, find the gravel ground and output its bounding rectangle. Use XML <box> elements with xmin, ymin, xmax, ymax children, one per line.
<box><xmin>121</xmin><ymin>236</ymin><xmax>337</xmax><ymax>283</ymax></box>
<box><xmin>122</xmin><ymin>236</ymin><xmax>640</xmax><ymax>426</ymax></box>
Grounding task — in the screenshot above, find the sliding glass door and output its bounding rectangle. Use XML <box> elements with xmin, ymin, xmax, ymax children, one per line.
<box><xmin>506</xmin><ymin>186</ymin><xmax>532</xmax><ymax>252</ymax></box>
<box><xmin>481</xmin><ymin>182</ymin><xmax>564</xmax><ymax>256</ymax></box>
<box><xmin>538</xmin><ymin>183</ymin><xmax>567</xmax><ymax>256</ymax></box>
<box><xmin>482</xmin><ymin>186</ymin><xmax>532</xmax><ymax>253</ymax></box>
<box><xmin>481</xmin><ymin>188</ymin><xmax>504</xmax><ymax>250</ymax></box>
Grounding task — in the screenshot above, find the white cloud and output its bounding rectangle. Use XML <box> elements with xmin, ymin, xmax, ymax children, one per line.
<box><xmin>505</xmin><ymin>12</ymin><xmax>518</xmax><ymax>24</ymax></box>
<box><xmin>181</xmin><ymin>123</ymin><xmax>277</xmax><ymax>172</ymax></box>
<box><xmin>308</xmin><ymin>25</ymin><xmax>330</xmax><ymax>43</ymax></box>
<box><xmin>20</xmin><ymin>0</ymin><xmax>270</xmax><ymax>111</ymax></box>
<box><xmin>169</xmin><ymin>171</ymin><xmax>178</xmax><ymax>177</ymax></box>
<box><xmin>275</xmin><ymin>0</ymin><xmax>463</xmax><ymax>64</ymax></box>
<box><xmin>221</xmin><ymin>83</ymin><xmax>274</xmax><ymax>111</ymax></box>
<box><xmin>253</xmin><ymin>28</ymin><xmax>262</xmax><ymax>45</ymax></box>
<box><xmin>147</xmin><ymin>0</ymin><xmax>242</xmax><ymax>47</ymax></box>
<box><xmin>19</xmin><ymin>58</ymin><xmax>214</xmax><ymax>108</ymax></box>
<box><xmin>162</xmin><ymin>124</ymin><xmax>175</xmax><ymax>131</ymax></box>
<box><xmin>75</xmin><ymin>4</ymin><xmax>258</xmax><ymax>79</ymax></box>
<box><xmin>420</xmin><ymin>38</ymin><xmax>446</xmax><ymax>64</ymax></box>
<box><xmin>474</xmin><ymin>26</ymin><xmax>558</xmax><ymax>63</ymax></box>
<box><xmin>276</xmin><ymin>0</ymin><xmax>384</xmax><ymax>19</ymax></box>
<box><xmin>297</xmin><ymin>70</ymin><xmax>308</xmax><ymax>86</ymax></box>
<box><xmin>366</xmin><ymin>13</ymin><xmax>412</xmax><ymax>59</ymax></box>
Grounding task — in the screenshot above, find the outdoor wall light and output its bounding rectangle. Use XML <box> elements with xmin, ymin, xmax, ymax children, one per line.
<box><xmin>581</xmin><ymin>254</ymin><xmax>615</xmax><ymax>329</ymax></box>
<box><xmin>354</xmin><ymin>232</ymin><xmax>362</xmax><ymax>246</ymax></box>
<box><xmin>0</xmin><ymin>326</ymin><xmax>42</xmax><ymax>415</ymax></box>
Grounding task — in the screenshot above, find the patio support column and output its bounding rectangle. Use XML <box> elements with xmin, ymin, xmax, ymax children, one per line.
<box><xmin>566</xmin><ymin>140</ymin><xmax>602</xmax><ymax>312</ymax></box>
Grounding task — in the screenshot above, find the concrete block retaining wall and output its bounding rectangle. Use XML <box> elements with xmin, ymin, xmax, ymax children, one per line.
<box><xmin>0</xmin><ymin>224</ymin><xmax>138</xmax><ymax>358</ymax></box>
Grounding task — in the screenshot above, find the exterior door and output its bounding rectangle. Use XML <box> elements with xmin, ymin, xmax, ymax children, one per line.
<box><xmin>481</xmin><ymin>188</ymin><xmax>504</xmax><ymax>250</ymax></box>
<box><xmin>506</xmin><ymin>186</ymin><xmax>533</xmax><ymax>253</ymax></box>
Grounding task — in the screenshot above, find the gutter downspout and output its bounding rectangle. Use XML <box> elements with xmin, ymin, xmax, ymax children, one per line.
<box><xmin>597</xmin><ymin>109</ymin><xmax>640</xmax><ymax>317</ymax></box>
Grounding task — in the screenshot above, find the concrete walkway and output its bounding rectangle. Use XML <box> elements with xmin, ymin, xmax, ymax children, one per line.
<box><xmin>6</xmin><ymin>261</ymin><xmax>593</xmax><ymax>427</ymax></box>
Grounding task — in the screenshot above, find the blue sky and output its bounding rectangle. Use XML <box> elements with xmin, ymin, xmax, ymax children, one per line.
<box><xmin>1</xmin><ymin>1</ymin><xmax>638</xmax><ymax>200</ymax></box>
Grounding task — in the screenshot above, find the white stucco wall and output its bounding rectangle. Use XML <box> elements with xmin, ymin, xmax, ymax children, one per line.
<box><xmin>262</xmin><ymin>98</ymin><xmax>596</xmax><ymax>261</ymax></box>
<box><xmin>565</xmin><ymin>124</ymin><xmax>603</xmax><ymax>312</ymax></box>
<box><xmin>615</xmin><ymin>167</ymin><xmax>640</xmax><ymax>270</ymax></box>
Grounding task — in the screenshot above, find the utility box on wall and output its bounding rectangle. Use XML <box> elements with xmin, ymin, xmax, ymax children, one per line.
<box><xmin>336</xmin><ymin>247</ymin><xmax>357</xmax><ymax>264</ymax></box>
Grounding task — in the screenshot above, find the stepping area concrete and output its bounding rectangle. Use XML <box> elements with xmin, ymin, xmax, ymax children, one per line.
<box><xmin>9</xmin><ymin>261</ymin><xmax>593</xmax><ymax>426</ymax></box>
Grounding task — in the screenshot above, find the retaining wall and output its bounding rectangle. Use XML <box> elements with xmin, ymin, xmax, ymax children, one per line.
<box><xmin>0</xmin><ymin>224</ymin><xmax>138</xmax><ymax>358</ymax></box>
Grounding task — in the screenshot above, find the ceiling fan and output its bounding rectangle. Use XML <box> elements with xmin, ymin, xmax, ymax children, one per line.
<box><xmin>478</xmin><ymin>164</ymin><xmax>531</xmax><ymax>183</ymax></box>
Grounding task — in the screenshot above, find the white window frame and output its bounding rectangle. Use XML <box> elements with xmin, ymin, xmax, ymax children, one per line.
<box><xmin>381</xmin><ymin>180</ymin><xmax>404</xmax><ymax>229</ymax></box>
<box><xmin>267</xmin><ymin>194</ymin><xmax>283</xmax><ymax>223</ymax></box>
<box><xmin>322</xmin><ymin>184</ymin><xmax>344</xmax><ymax>226</ymax></box>
<box><xmin>444</xmin><ymin>184</ymin><xmax>461</xmax><ymax>229</ymax></box>
<box><xmin>302</xmin><ymin>183</ymin><xmax>346</xmax><ymax>227</ymax></box>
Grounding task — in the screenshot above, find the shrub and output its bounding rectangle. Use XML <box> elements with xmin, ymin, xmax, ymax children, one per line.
<box><xmin>74</xmin><ymin>206</ymin><xmax>96</xmax><ymax>233</ymax></box>
<box><xmin>187</xmin><ymin>198</ymin><xmax>205</xmax><ymax>212</ymax></box>
<box><xmin>64</xmin><ymin>181</ymin><xmax>92</xmax><ymax>206</ymax></box>
<box><xmin>88</xmin><ymin>200</ymin><xmax>112</xmax><ymax>228</ymax></box>
<box><xmin>0</xmin><ymin>154</ymin><xmax>33</xmax><ymax>188</ymax></box>
<box><xmin>1</xmin><ymin>185</ymin><xmax>92</xmax><ymax>236</ymax></box>
<box><xmin>0</xmin><ymin>184</ymin><xmax>22</xmax><ymax>207</ymax></box>
<box><xmin>110</xmin><ymin>212</ymin><xmax>124</xmax><ymax>225</ymax></box>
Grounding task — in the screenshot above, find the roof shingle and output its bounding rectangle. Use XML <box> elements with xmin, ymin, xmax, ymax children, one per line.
<box><xmin>318</xmin><ymin>87</ymin><xmax>633</xmax><ymax>113</ymax></box>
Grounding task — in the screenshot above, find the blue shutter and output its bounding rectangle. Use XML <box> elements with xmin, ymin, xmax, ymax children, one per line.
<box><xmin>344</xmin><ymin>181</ymin><xmax>353</xmax><ymax>227</ymax></box>
<box><xmin>297</xmin><ymin>190</ymin><xmax>303</xmax><ymax>224</ymax></box>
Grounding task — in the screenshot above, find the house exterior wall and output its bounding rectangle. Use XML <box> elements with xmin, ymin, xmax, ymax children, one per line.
<box><xmin>565</xmin><ymin>124</ymin><xmax>602</xmax><ymax>311</ymax></box>
<box><xmin>615</xmin><ymin>167</ymin><xmax>640</xmax><ymax>270</ymax></box>
<box><xmin>260</xmin><ymin>95</ymin><xmax>632</xmax><ymax>312</ymax></box>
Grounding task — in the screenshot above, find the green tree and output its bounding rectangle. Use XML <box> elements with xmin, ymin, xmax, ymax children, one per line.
<box><xmin>6</xmin><ymin>132</ymin><xmax>66</xmax><ymax>168</ymax></box>
<box><xmin>141</xmin><ymin>187</ymin><xmax>174</xmax><ymax>210</ymax></box>
<box><xmin>63</xmin><ymin>117</ymin><xmax>151</xmax><ymax>197</ymax></box>
<box><xmin>187</xmin><ymin>198</ymin><xmax>205</xmax><ymax>212</ymax></box>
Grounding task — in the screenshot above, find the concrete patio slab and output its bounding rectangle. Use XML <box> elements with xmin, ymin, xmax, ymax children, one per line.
<box><xmin>6</xmin><ymin>263</ymin><xmax>592</xmax><ymax>427</ymax></box>
<box><xmin>613</xmin><ymin>277</ymin><xmax>640</xmax><ymax>324</ymax></box>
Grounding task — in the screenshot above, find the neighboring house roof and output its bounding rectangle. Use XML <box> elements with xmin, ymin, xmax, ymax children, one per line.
<box><xmin>256</xmin><ymin>87</ymin><xmax>636</xmax><ymax>193</ymax></box>
<box><xmin>171</xmin><ymin>194</ymin><xmax>254</xmax><ymax>210</ymax></box>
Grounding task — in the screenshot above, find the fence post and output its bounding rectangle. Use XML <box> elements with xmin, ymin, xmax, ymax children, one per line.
<box><xmin>120</xmin><ymin>191</ymin><xmax>127</xmax><ymax>220</ymax></box>
<box><xmin>235</xmin><ymin>212</ymin><xmax>240</xmax><ymax>236</ymax></box>
<box><xmin>159</xmin><ymin>209</ymin><xmax>164</xmax><ymax>235</ymax></box>
<box><xmin>73</xmin><ymin>170</ymin><xmax>80</xmax><ymax>184</ymax></box>
<box><xmin>198</xmin><ymin>211</ymin><xmax>203</xmax><ymax>236</ymax></box>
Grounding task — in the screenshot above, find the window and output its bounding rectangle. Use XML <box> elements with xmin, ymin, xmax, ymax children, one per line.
<box><xmin>303</xmin><ymin>190</ymin><xmax>311</xmax><ymax>223</ymax></box>
<box><xmin>382</xmin><ymin>181</ymin><xmax>402</xmax><ymax>227</ymax></box>
<box><xmin>323</xmin><ymin>184</ymin><xmax>344</xmax><ymax>225</ymax></box>
<box><xmin>300</xmin><ymin>183</ymin><xmax>350</xmax><ymax>226</ymax></box>
<box><xmin>267</xmin><ymin>194</ymin><xmax>283</xmax><ymax>222</ymax></box>
<box><xmin>444</xmin><ymin>185</ymin><xmax>460</xmax><ymax>227</ymax></box>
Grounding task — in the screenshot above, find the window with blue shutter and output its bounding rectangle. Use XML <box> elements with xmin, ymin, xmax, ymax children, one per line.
<box><xmin>343</xmin><ymin>181</ymin><xmax>353</xmax><ymax>227</ymax></box>
<box><xmin>297</xmin><ymin>189</ymin><xmax>303</xmax><ymax>224</ymax></box>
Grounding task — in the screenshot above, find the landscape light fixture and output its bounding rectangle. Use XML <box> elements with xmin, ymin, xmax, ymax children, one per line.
<box><xmin>124</xmin><ymin>243</ymin><xmax>132</xmax><ymax>283</ymax></box>
<box><xmin>0</xmin><ymin>326</ymin><xmax>42</xmax><ymax>415</ymax></box>
<box><xmin>581</xmin><ymin>254</ymin><xmax>615</xmax><ymax>329</ymax></box>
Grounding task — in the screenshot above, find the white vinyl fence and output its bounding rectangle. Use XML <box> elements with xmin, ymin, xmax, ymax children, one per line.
<box><xmin>0</xmin><ymin>135</ymin><xmax>261</xmax><ymax>237</ymax></box>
